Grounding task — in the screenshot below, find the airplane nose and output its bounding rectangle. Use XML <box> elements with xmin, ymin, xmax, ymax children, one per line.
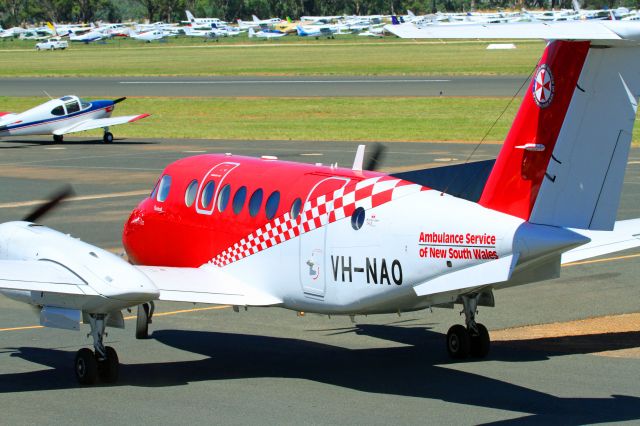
<box><xmin>122</xmin><ymin>207</ymin><xmax>146</xmax><ymax>264</ymax></box>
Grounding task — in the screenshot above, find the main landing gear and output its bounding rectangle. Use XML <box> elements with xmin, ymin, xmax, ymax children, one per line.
<box><xmin>103</xmin><ymin>131</ymin><xmax>114</xmax><ymax>143</ymax></box>
<box><xmin>75</xmin><ymin>314</ymin><xmax>119</xmax><ymax>385</ymax></box>
<box><xmin>52</xmin><ymin>134</ymin><xmax>63</xmax><ymax>143</ymax></box>
<box><xmin>446</xmin><ymin>294</ymin><xmax>490</xmax><ymax>360</ymax></box>
<box><xmin>135</xmin><ymin>301</ymin><xmax>154</xmax><ymax>339</ymax></box>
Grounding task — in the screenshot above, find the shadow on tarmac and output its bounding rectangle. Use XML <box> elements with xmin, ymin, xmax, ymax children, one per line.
<box><xmin>0</xmin><ymin>139</ymin><xmax>156</xmax><ymax>148</ymax></box>
<box><xmin>1</xmin><ymin>324</ymin><xmax>640</xmax><ymax>423</ymax></box>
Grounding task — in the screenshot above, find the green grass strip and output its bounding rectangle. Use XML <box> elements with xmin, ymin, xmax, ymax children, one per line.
<box><xmin>0</xmin><ymin>38</ymin><xmax>544</xmax><ymax>77</ymax></box>
<box><xmin>2</xmin><ymin>96</ymin><xmax>639</xmax><ymax>145</ymax></box>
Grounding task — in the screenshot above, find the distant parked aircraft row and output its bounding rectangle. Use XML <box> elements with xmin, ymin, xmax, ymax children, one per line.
<box><xmin>2</xmin><ymin>4</ymin><xmax>639</xmax><ymax>44</ymax></box>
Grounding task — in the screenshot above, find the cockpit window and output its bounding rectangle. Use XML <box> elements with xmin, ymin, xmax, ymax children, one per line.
<box><xmin>79</xmin><ymin>99</ymin><xmax>91</xmax><ymax>110</ymax></box>
<box><xmin>156</xmin><ymin>175</ymin><xmax>172</xmax><ymax>202</ymax></box>
<box><xmin>184</xmin><ymin>179</ymin><xmax>198</xmax><ymax>207</ymax></box>
<box><xmin>248</xmin><ymin>188</ymin><xmax>263</xmax><ymax>218</ymax></box>
<box><xmin>265</xmin><ymin>191</ymin><xmax>280</xmax><ymax>220</ymax></box>
<box><xmin>51</xmin><ymin>105</ymin><xmax>65</xmax><ymax>116</ymax></box>
<box><xmin>201</xmin><ymin>180</ymin><xmax>215</xmax><ymax>208</ymax></box>
<box><xmin>65</xmin><ymin>100</ymin><xmax>80</xmax><ymax>114</ymax></box>
<box><xmin>217</xmin><ymin>184</ymin><xmax>231</xmax><ymax>212</ymax></box>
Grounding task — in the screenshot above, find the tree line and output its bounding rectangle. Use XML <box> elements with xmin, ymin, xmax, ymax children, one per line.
<box><xmin>1</xmin><ymin>0</ymin><xmax>638</xmax><ymax>27</ymax></box>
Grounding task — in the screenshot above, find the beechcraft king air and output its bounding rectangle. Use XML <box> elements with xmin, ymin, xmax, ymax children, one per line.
<box><xmin>0</xmin><ymin>95</ymin><xmax>149</xmax><ymax>143</ymax></box>
<box><xmin>2</xmin><ymin>20</ymin><xmax>640</xmax><ymax>385</ymax></box>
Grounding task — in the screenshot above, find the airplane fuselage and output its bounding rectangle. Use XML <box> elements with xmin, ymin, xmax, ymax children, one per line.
<box><xmin>123</xmin><ymin>154</ymin><xmax>530</xmax><ymax>315</ymax></box>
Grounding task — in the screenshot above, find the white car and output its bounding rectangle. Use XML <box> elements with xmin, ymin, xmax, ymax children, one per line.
<box><xmin>35</xmin><ymin>38</ymin><xmax>68</xmax><ymax>51</ymax></box>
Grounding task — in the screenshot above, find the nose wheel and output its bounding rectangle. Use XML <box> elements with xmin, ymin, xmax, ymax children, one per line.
<box><xmin>75</xmin><ymin>314</ymin><xmax>120</xmax><ymax>385</ymax></box>
<box><xmin>103</xmin><ymin>131</ymin><xmax>113</xmax><ymax>143</ymax></box>
<box><xmin>445</xmin><ymin>294</ymin><xmax>491</xmax><ymax>360</ymax></box>
<box><xmin>52</xmin><ymin>134</ymin><xmax>63</xmax><ymax>143</ymax></box>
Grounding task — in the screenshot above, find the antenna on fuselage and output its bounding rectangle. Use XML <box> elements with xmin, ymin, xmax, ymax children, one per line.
<box><xmin>42</xmin><ymin>90</ymin><xmax>54</xmax><ymax>100</ymax></box>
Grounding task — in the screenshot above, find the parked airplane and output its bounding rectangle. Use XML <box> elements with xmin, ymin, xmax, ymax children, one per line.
<box><xmin>184</xmin><ymin>10</ymin><xmax>227</xmax><ymax>29</ymax></box>
<box><xmin>248</xmin><ymin>27</ymin><xmax>286</xmax><ymax>39</ymax></box>
<box><xmin>296</xmin><ymin>24</ymin><xmax>337</xmax><ymax>38</ymax></box>
<box><xmin>129</xmin><ymin>28</ymin><xmax>166</xmax><ymax>42</ymax></box>
<box><xmin>0</xmin><ymin>95</ymin><xmax>149</xmax><ymax>143</ymax></box>
<box><xmin>1</xmin><ymin>20</ymin><xmax>640</xmax><ymax>386</ymax></box>
<box><xmin>237</xmin><ymin>15</ymin><xmax>281</xmax><ymax>30</ymax></box>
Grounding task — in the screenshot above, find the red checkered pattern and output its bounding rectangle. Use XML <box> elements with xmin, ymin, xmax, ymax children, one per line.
<box><xmin>211</xmin><ymin>176</ymin><xmax>424</xmax><ymax>267</ymax></box>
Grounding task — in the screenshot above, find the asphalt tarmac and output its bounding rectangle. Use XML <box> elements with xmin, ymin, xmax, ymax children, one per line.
<box><xmin>0</xmin><ymin>76</ymin><xmax>530</xmax><ymax>97</ymax></box>
<box><xmin>0</xmin><ymin>137</ymin><xmax>639</xmax><ymax>424</ymax></box>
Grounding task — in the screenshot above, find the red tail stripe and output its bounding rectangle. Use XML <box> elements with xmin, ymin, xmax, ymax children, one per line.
<box><xmin>479</xmin><ymin>41</ymin><xmax>591</xmax><ymax>220</ymax></box>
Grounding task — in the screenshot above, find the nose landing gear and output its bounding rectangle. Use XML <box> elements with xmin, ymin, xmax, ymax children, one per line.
<box><xmin>74</xmin><ymin>314</ymin><xmax>119</xmax><ymax>385</ymax></box>
<box><xmin>446</xmin><ymin>293</ymin><xmax>491</xmax><ymax>359</ymax></box>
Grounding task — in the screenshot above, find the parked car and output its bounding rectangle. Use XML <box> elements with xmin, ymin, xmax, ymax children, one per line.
<box><xmin>35</xmin><ymin>37</ymin><xmax>68</xmax><ymax>51</ymax></box>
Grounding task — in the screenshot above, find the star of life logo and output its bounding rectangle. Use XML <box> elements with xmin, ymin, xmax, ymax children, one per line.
<box><xmin>532</xmin><ymin>64</ymin><xmax>554</xmax><ymax>108</ymax></box>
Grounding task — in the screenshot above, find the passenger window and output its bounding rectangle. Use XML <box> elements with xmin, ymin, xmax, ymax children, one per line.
<box><xmin>201</xmin><ymin>180</ymin><xmax>215</xmax><ymax>208</ymax></box>
<box><xmin>184</xmin><ymin>179</ymin><xmax>198</xmax><ymax>207</ymax></box>
<box><xmin>217</xmin><ymin>184</ymin><xmax>231</xmax><ymax>212</ymax></box>
<box><xmin>290</xmin><ymin>198</ymin><xmax>302</xmax><ymax>220</ymax></box>
<box><xmin>65</xmin><ymin>101</ymin><xmax>80</xmax><ymax>114</ymax></box>
<box><xmin>232</xmin><ymin>186</ymin><xmax>247</xmax><ymax>214</ymax></box>
<box><xmin>248</xmin><ymin>188</ymin><xmax>263</xmax><ymax>218</ymax></box>
<box><xmin>265</xmin><ymin>191</ymin><xmax>280</xmax><ymax>220</ymax></box>
<box><xmin>51</xmin><ymin>105</ymin><xmax>65</xmax><ymax>116</ymax></box>
<box><xmin>156</xmin><ymin>175</ymin><xmax>172</xmax><ymax>202</ymax></box>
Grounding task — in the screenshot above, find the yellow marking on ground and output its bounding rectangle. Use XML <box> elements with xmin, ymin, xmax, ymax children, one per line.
<box><xmin>0</xmin><ymin>190</ymin><xmax>149</xmax><ymax>209</ymax></box>
<box><xmin>0</xmin><ymin>325</ymin><xmax>44</xmax><ymax>332</ymax></box>
<box><xmin>1</xmin><ymin>306</ymin><xmax>230</xmax><ymax>332</ymax></box>
<box><xmin>563</xmin><ymin>253</ymin><xmax>640</xmax><ymax>267</ymax></box>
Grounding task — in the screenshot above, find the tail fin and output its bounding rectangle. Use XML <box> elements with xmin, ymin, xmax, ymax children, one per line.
<box><xmin>186</xmin><ymin>10</ymin><xmax>195</xmax><ymax>23</ymax></box>
<box><xmin>479</xmin><ymin>40</ymin><xmax>640</xmax><ymax>230</ymax></box>
<box><xmin>252</xmin><ymin>15</ymin><xmax>260</xmax><ymax>23</ymax></box>
<box><xmin>391</xmin><ymin>16</ymin><xmax>400</xmax><ymax>25</ymax></box>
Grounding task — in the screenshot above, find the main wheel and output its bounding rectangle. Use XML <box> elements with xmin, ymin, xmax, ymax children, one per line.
<box><xmin>97</xmin><ymin>346</ymin><xmax>119</xmax><ymax>384</ymax></box>
<box><xmin>470</xmin><ymin>323</ymin><xmax>491</xmax><ymax>358</ymax></box>
<box><xmin>53</xmin><ymin>134</ymin><xmax>63</xmax><ymax>143</ymax></box>
<box><xmin>75</xmin><ymin>348</ymin><xmax>98</xmax><ymax>385</ymax></box>
<box><xmin>103</xmin><ymin>132</ymin><xmax>113</xmax><ymax>143</ymax></box>
<box><xmin>136</xmin><ymin>303</ymin><xmax>150</xmax><ymax>339</ymax></box>
<box><xmin>446</xmin><ymin>324</ymin><xmax>470</xmax><ymax>359</ymax></box>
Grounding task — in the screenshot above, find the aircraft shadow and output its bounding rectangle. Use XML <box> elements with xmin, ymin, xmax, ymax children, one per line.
<box><xmin>1</xmin><ymin>325</ymin><xmax>639</xmax><ymax>423</ymax></box>
<box><xmin>0</xmin><ymin>139</ymin><xmax>156</xmax><ymax>147</ymax></box>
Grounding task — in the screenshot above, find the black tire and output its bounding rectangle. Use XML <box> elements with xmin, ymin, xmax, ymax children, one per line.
<box><xmin>103</xmin><ymin>132</ymin><xmax>113</xmax><ymax>143</ymax></box>
<box><xmin>136</xmin><ymin>303</ymin><xmax>149</xmax><ymax>339</ymax></box>
<box><xmin>470</xmin><ymin>323</ymin><xmax>491</xmax><ymax>358</ymax></box>
<box><xmin>446</xmin><ymin>324</ymin><xmax>470</xmax><ymax>359</ymax></box>
<box><xmin>97</xmin><ymin>346</ymin><xmax>119</xmax><ymax>383</ymax></box>
<box><xmin>53</xmin><ymin>134</ymin><xmax>63</xmax><ymax>143</ymax></box>
<box><xmin>75</xmin><ymin>348</ymin><xmax>98</xmax><ymax>385</ymax></box>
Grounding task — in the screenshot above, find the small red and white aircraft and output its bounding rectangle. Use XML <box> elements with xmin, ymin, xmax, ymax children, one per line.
<box><xmin>0</xmin><ymin>95</ymin><xmax>149</xmax><ymax>143</ymax></box>
<box><xmin>1</xmin><ymin>20</ymin><xmax>640</xmax><ymax>385</ymax></box>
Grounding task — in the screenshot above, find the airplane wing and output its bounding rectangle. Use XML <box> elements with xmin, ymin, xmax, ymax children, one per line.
<box><xmin>0</xmin><ymin>259</ymin><xmax>93</xmax><ymax>295</ymax></box>
<box><xmin>135</xmin><ymin>265</ymin><xmax>283</xmax><ymax>306</ymax></box>
<box><xmin>384</xmin><ymin>20</ymin><xmax>639</xmax><ymax>43</ymax></box>
<box><xmin>52</xmin><ymin>113</ymin><xmax>150</xmax><ymax>136</ymax></box>
<box><xmin>562</xmin><ymin>218</ymin><xmax>640</xmax><ymax>264</ymax></box>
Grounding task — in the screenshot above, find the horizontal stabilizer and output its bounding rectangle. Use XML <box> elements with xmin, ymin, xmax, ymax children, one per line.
<box><xmin>413</xmin><ymin>254</ymin><xmax>518</xmax><ymax>297</ymax></box>
<box><xmin>53</xmin><ymin>114</ymin><xmax>150</xmax><ymax>135</ymax></box>
<box><xmin>136</xmin><ymin>265</ymin><xmax>282</xmax><ymax>306</ymax></box>
<box><xmin>562</xmin><ymin>219</ymin><xmax>640</xmax><ymax>264</ymax></box>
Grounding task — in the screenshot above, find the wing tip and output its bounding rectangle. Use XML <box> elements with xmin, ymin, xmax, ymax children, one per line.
<box><xmin>129</xmin><ymin>113</ymin><xmax>151</xmax><ymax>123</ymax></box>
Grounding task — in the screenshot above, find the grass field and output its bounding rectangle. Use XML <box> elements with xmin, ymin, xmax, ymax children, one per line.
<box><xmin>0</xmin><ymin>36</ymin><xmax>544</xmax><ymax>77</ymax></box>
<box><xmin>3</xmin><ymin>96</ymin><xmax>640</xmax><ymax>145</ymax></box>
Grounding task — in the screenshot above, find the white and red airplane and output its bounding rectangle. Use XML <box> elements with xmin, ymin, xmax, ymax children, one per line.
<box><xmin>0</xmin><ymin>95</ymin><xmax>149</xmax><ymax>143</ymax></box>
<box><xmin>1</xmin><ymin>21</ymin><xmax>640</xmax><ymax>385</ymax></box>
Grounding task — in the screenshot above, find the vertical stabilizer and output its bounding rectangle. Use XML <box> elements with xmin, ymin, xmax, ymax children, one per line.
<box><xmin>479</xmin><ymin>40</ymin><xmax>640</xmax><ymax>230</ymax></box>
